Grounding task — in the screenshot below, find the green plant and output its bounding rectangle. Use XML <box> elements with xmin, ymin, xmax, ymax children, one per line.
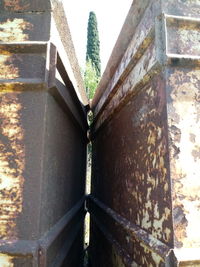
<box><xmin>86</xmin><ymin>11</ymin><xmax>101</xmax><ymax>78</ymax></box>
<box><xmin>84</xmin><ymin>59</ymin><xmax>99</xmax><ymax>100</ymax></box>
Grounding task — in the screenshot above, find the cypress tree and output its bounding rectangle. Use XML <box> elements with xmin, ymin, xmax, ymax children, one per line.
<box><xmin>86</xmin><ymin>11</ymin><xmax>101</xmax><ymax>78</ymax></box>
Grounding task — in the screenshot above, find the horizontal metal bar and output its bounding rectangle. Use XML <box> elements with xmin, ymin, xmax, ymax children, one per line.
<box><xmin>39</xmin><ymin>196</ymin><xmax>85</xmax><ymax>250</ymax></box>
<box><xmin>0</xmin><ymin>79</ymin><xmax>47</xmax><ymax>84</ymax></box>
<box><xmin>0</xmin><ymin>41</ymin><xmax>49</xmax><ymax>45</ymax></box>
<box><xmin>0</xmin><ymin>197</ymin><xmax>85</xmax><ymax>257</ymax></box>
<box><xmin>0</xmin><ymin>82</ymin><xmax>46</xmax><ymax>92</ymax></box>
<box><xmin>0</xmin><ymin>42</ymin><xmax>48</xmax><ymax>53</ymax></box>
<box><xmin>50</xmin><ymin>217</ymin><xmax>85</xmax><ymax>267</ymax></box>
<box><xmin>167</xmin><ymin>53</ymin><xmax>200</xmax><ymax>60</ymax></box>
<box><xmin>165</xmin><ymin>13</ymin><xmax>200</xmax><ymax>23</ymax></box>
<box><xmin>0</xmin><ymin>240</ymin><xmax>38</xmax><ymax>256</ymax></box>
<box><xmin>88</xmin><ymin>195</ymin><xmax>171</xmax><ymax>259</ymax></box>
<box><xmin>90</xmin><ymin>212</ymin><xmax>134</xmax><ymax>266</ymax></box>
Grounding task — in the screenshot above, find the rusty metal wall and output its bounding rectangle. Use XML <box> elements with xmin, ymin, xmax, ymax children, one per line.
<box><xmin>0</xmin><ymin>1</ymin><xmax>88</xmax><ymax>266</ymax></box>
<box><xmin>89</xmin><ymin>0</ymin><xmax>200</xmax><ymax>266</ymax></box>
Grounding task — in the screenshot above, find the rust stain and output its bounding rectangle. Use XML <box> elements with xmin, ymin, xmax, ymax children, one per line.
<box><xmin>3</xmin><ymin>0</ymin><xmax>30</xmax><ymax>11</ymax></box>
<box><xmin>0</xmin><ymin>90</ymin><xmax>25</xmax><ymax>240</ymax></box>
<box><xmin>134</xmin><ymin>113</ymin><xmax>171</xmax><ymax>243</ymax></box>
<box><xmin>0</xmin><ymin>19</ymin><xmax>33</xmax><ymax>42</ymax></box>
<box><xmin>0</xmin><ymin>254</ymin><xmax>13</xmax><ymax>267</ymax></box>
<box><xmin>168</xmin><ymin>68</ymin><xmax>200</xmax><ymax>248</ymax></box>
<box><xmin>0</xmin><ymin>53</ymin><xmax>19</xmax><ymax>80</ymax></box>
<box><xmin>91</xmin><ymin>72</ymin><xmax>173</xmax><ymax>265</ymax></box>
<box><xmin>125</xmin><ymin>78</ymin><xmax>172</xmax><ymax>246</ymax></box>
<box><xmin>90</xmin><ymin>0</ymin><xmax>200</xmax><ymax>265</ymax></box>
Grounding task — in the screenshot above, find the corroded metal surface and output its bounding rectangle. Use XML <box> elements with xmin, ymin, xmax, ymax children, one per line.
<box><xmin>90</xmin><ymin>0</ymin><xmax>200</xmax><ymax>266</ymax></box>
<box><xmin>0</xmin><ymin>1</ymin><xmax>88</xmax><ymax>266</ymax></box>
<box><xmin>0</xmin><ymin>93</ymin><xmax>25</xmax><ymax>240</ymax></box>
<box><xmin>0</xmin><ymin>14</ymin><xmax>51</xmax><ymax>42</ymax></box>
<box><xmin>88</xmin><ymin>196</ymin><xmax>173</xmax><ymax>266</ymax></box>
<box><xmin>90</xmin><ymin>72</ymin><xmax>173</xmax><ymax>266</ymax></box>
<box><xmin>91</xmin><ymin>0</ymin><xmax>151</xmax><ymax>110</ymax></box>
<box><xmin>167</xmin><ymin>67</ymin><xmax>200</xmax><ymax>259</ymax></box>
<box><xmin>93</xmin><ymin>0</ymin><xmax>160</xmax><ymax>119</ymax></box>
<box><xmin>0</xmin><ymin>0</ymin><xmax>51</xmax><ymax>12</ymax></box>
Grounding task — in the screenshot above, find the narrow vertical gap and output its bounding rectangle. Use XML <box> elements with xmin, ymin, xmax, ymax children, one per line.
<box><xmin>84</xmin><ymin>110</ymin><xmax>93</xmax><ymax>266</ymax></box>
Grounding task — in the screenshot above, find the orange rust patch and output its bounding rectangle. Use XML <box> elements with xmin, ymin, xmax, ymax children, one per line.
<box><xmin>3</xmin><ymin>0</ymin><xmax>30</xmax><ymax>11</ymax></box>
<box><xmin>0</xmin><ymin>91</ymin><xmax>25</xmax><ymax>240</ymax></box>
<box><xmin>0</xmin><ymin>55</ymin><xmax>19</xmax><ymax>80</ymax></box>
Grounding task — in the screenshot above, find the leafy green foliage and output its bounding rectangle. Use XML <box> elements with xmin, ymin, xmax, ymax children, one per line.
<box><xmin>84</xmin><ymin>59</ymin><xmax>99</xmax><ymax>100</ymax></box>
<box><xmin>86</xmin><ymin>11</ymin><xmax>101</xmax><ymax>78</ymax></box>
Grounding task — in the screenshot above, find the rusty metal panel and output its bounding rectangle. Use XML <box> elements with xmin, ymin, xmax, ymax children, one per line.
<box><xmin>0</xmin><ymin>57</ymin><xmax>87</xmax><ymax>266</ymax></box>
<box><xmin>89</xmin><ymin>0</ymin><xmax>200</xmax><ymax>266</ymax></box>
<box><xmin>0</xmin><ymin>14</ymin><xmax>51</xmax><ymax>42</ymax></box>
<box><xmin>0</xmin><ymin>43</ymin><xmax>47</xmax><ymax>85</ymax></box>
<box><xmin>0</xmin><ymin>0</ymin><xmax>51</xmax><ymax>12</ymax></box>
<box><xmin>0</xmin><ymin>2</ymin><xmax>88</xmax><ymax>266</ymax></box>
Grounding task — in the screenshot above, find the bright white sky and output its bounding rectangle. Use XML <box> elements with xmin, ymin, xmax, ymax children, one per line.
<box><xmin>63</xmin><ymin>0</ymin><xmax>132</xmax><ymax>74</ymax></box>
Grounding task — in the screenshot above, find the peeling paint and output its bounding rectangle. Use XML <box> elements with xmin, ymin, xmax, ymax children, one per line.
<box><xmin>0</xmin><ymin>254</ymin><xmax>13</xmax><ymax>267</ymax></box>
<box><xmin>89</xmin><ymin>0</ymin><xmax>200</xmax><ymax>265</ymax></box>
<box><xmin>90</xmin><ymin>71</ymin><xmax>173</xmax><ymax>265</ymax></box>
<box><xmin>0</xmin><ymin>19</ymin><xmax>32</xmax><ymax>42</ymax></box>
<box><xmin>168</xmin><ymin>68</ymin><xmax>200</xmax><ymax>248</ymax></box>
<box><xmin>166</xmin><ymin>16</ymin><xmax>200</xmax><ymax>56</ymax></box>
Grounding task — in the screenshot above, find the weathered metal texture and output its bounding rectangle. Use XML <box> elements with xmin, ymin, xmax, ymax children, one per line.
<box><xmin>0</xmin><ymin>0</ymin><xmax>88</xmax><ymax>107</ymax></box>
<box><xmin>0</xmin><ymin>0</ymin><xmax>51</xmax><ymax>12</ymax></box>
<box><xmin>89</xmin><ymin>0</ymin><xmax>200</xmax><ymax>266</ymax></box>
<box><xmin>0</xmin><ymin>1</ymin><xmax>88</xmax><ymax>266</ymax></box>
<box><xmin>0</xmin><ymin>0</ymin><xmax>51</xmax><ymax>43</ymax></box>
